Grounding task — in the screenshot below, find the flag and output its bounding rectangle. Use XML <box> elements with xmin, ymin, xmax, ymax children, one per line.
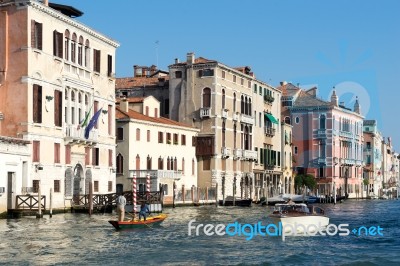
<box><xmin>81</xmin><ymin>104</ymin><xmax>93</xmax><ymax>128</ymax></box>
<box><xmin>84</xmin><ymin>108</ymin><xmax>102</xmax><ymax>139</ymax></box>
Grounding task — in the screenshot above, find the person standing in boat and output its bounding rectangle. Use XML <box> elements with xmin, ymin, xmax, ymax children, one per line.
<box><xmin>116</xmin><ymin>194</ymin><xmax>127</xmax><ymax>222</ymax></box>
<box><xmin>287</xmin><ymin>198</ymin><xmax>295</xmax><ymax>205</ymax></box>
<box><xmin>139</xmin><ymin>202</ymin><xmax>150</xmax><ymax>221</ymax></box>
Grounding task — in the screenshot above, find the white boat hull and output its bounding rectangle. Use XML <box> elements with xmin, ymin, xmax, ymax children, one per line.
<box><xmin>270</xmin><ymin>215</ymin><xmax>330</xmax><ymax>233</ymax></box>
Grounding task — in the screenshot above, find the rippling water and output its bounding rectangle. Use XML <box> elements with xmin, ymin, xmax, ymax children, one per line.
<box><xmin>0</xmin><ymin>200</ymin><xmax>399</xmax><ymax>265</ymax></box>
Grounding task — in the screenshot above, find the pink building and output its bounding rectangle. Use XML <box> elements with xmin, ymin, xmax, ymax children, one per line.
<box><xmin>278</xmin><ymin>82</ymin><xmax>364</xmax><ymax>198</ymax></box>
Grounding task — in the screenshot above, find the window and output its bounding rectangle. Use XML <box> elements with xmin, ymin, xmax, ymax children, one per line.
<box><xmin>54</xmin><ymin>180</ymin><xmax>60</xmax><ymax>193</ymax></box>
<box><xmin>136</xmin><ymin>128</ymin><xmax>140</xmax><ymax>141</ymax></box>
<box><xmin>108</xmin><ymin>105</ymin><xmax>112</xmax><ymax>135</ymax></box>
<box><xmin>94</xmin><ymin>181</ymin><xmax>99</xmax><ymax>192</ymax></box>
<box><xmin>84</xmin><ymin>40</ymin><xmax>90</xmax><ymax>68</ymax></box>
<box><xmin>54</xmin><ymin>143</ymin><xmax>60</xmax><ymax>163</ymax></box>
<box><xmin>233</xmin><ymin>93</ymin><xmax>236</xmax><ymax>112</ymax></box>
<box><xmin>64</xmin><ymin>30</ymin><xmax>70</xmax><ymax>60</ymax></box>
<box><xmin>54</xmin><ymin>90</ymin><xmax>62</xmax><ymax>127</ymax></box>
<box><xmin>233</xmin><ymin>75</ymin><xmax>237</xmax><ymax>83</ymax></box>
<box><xmin>294</xmin><ymin>146</ymin><xmax>298</xmax><ymax>154</ymax></box>
<box><xmin>147</xmin><ymin>130</ymin><xmax>150</xmax><ymax>142</ymax></box>
<box><xmin>107</xmin><ymin>54</ymin><xmax>113</xmax><ymax>77</ymax></box>
<box><xmin>53</xmin><ymin>30</ymin><xmax>63</xmax><ymax>58</ymax></box>
<box><xmin>93</xmin><ymin>49</ymin><xmax>101</xmax><ymax>72</ymax></box>
<box><xmin>158</xmin><ymin>132</ymin><xmax>164</xmax><ymax>143</ymax></box>
<box><xmin>182</xmin><ymin>158</ymin><xmax>185</xmax><ymax>174</ymax></box>
<box><xmin>222</xmin><ymin>121</ymin><xmax>226</xmax><ymax>147</ymax></box>
<box><xmin>92</xmin><ymin>148</ymin><xmax>99</xmax><ymax>166</ymax></box>
<box><xmin>320</xmin><ymin>115</ymin><xmax>326</xmax><ymax>129</ymax></box>
<box><xmin>222</xmin><ymin>71</ymin><xmax>225</xmax><ymax>79</ymax></box>
<box><xmin>319</xmin><ymin>167</ymin><xmax>325</xmax><ymax>178</ymax></box>
<box><xmin>199</xmin><ymin>69</ymin><xmax>214</xmax><ymax>77</ymax></box>
<box><xmin>65</xmin><ymin>145</ymin><xmax>71</xmax><ymax>164</ymax></box>
<box><xmin>167</xmin><ymin>133</ymin><xmax>171</xmax><ymax>144</ymax></box>
<box><xmin>154</xmin><ymin>108</ymin><xmax>158</xmax><ymax>118</ymax></box>
<box><xmin>241</xmin><ymin>78</ymin><xmax>244</xmax><ymax>86</ymax></box>
<box><xmin>192</xmin><ymin>136</ymin><xmax>196</xmax><ymax>147</ymax></box>
<box><xmin>71</xmin><ymin>33</ymin><xmax>77</xmax><ymax>63</ymax></box>
<box><xmin>202</xmin><ymin>88</ymin><xmax>211</xmax><ymax>108</ymax></box>
<box><xmin>233</xmin><ymin>124</ymin><xmax>237</xmax><ymax>149</ymax></box>
<box><xmin>173</xmin><ymin>133</ymin><xmax>178</xmax><ymax>145</ymax></box>
<box><xmin>33</xmin><ymin>180</ymin><xmax>40</xmax><ymax>193</ymax></box>
<box><xmin>33</xmin><ymin>141</ymin><xmax>40</xmax><ymax>162</ymax></box>
<box><xmin>222</xmin><ymin>89</ymin><xmax>226</xmax><ymax>109</ymax></box>
<box><xmin>108</xmin><ymin>181</ymin><xmax>112</xmax><ymax>192</ymax></box>
<box><xmin>117</xmin><ymin>127</ymin><xmax>123</xmax><ymax>141</ymax></box>
<box><xmin>192</xmin><ymin>159</ymin><xmax>195</xmax><ymax>175</ymax></box>
<box><xmin>158</xmin><ymin>157</ymin><xmax>164</xmax><ymax>170</ymax></box>
<box><xmin>259</xmin><ymin>86</ymin><xmax>262</xmax><ymax>95</ymax></box>
<box><xmin>85</xmin><ymin>147</ymin><xmax>90</xmax><ymax>165</ymax></box>
<box><xmin>33</xmin><ymin>84</ymin><xmax>42</xmax><ymax>123</ymax></box>
<box><xmin>116</xmin><ymin>153</ymin><xmax>123</xmax><ymax>174</ymax></box>
<box><xmin>295</xmin><ymin>117</ymin><xmax>300</xmax><ymax>124</ymax></box>
<box><xmin>254</xmin><ymin>84</ymin><xmax>257</xmax><ymax>93</ymax></box>
<box><xmin>145</xmin><ymin>106</ymin><xmax>149</xmax><ymax>116</ymax></box>
<box><xmin>78</xmin><ymin>36</ymin><xmax>83</xmax><ymax>65</ymax></box>
<box><xmin>109</xmin><ymin>149</ymin><xmax>113</xmax><ymax>167</ymax></box>
<box><xmin>248</xmin><ymin>80</ymin><xmax>251</xmax><ymax>88</ymax></box>
<box><xmin>31</xmin><ymin>20</ymin><xmax>42</xmax><ymax>50</ymax></box>
<box><xmin>255</xmin><ymin>147</ymin><xmax>258</xmax><ymax>163</ymax></box>
<box><xmin>175</xmin><ymin>71</ymin><xmax>182</xmax><ymax>78</ymax></box>
<box><xmin>181</xmin><ymin>135</ymin><xmax>186</xmax><ymax>145</ymax></box>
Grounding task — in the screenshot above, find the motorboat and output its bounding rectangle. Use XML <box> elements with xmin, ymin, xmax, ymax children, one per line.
<box><xmin>262</xmin><ymin>194</ymin><xmax>308</xmax><ymax>206</ymax></box>
<box><xmin>219</xmin><ymin>196</ymin><xmax>252</xmax><ymax>207</ymax></box>
<box><xmin>269</xmin><ymin>203</ymin><xmax>329</xmax><ymax>233</ymax></box>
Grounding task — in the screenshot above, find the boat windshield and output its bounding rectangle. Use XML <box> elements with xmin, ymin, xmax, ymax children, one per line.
<box><xmin>275</xmin><ymin>204</ymin><xmax>310</xmax><ymax>213</ymax></box>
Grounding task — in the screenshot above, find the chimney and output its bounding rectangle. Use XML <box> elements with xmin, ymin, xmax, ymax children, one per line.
<box><xmin>280</xmin><ymin>81</ymin><xmax>287</xmax><ymax>86</ymax></box>
<box><xmin>175</xmin><ymin>58</ymin><xmax>180</xmax><ymax>64</ymax></box>
<box><xmin>133</xmin><ymin>65</ymin><xmax>139</xmax><ymax>77</ymax></box>
<box><xmin>150</xmin><ymin>65</ymin><xmax>157</xmax><ymax>75</ymax></box>
<box><xmin>120</xmin><ymin>97</ymin><xmax>129</xmax><ymax>112</ymax></box>
<box><xmin>187</xmin><ymin>52</ymin><xmax>195</xmax><ymax>65</ymax></box>
<box><xmin>43</xmin><ymin>0</ymin><xmax>49</xmax><ymax>6</ymax></box>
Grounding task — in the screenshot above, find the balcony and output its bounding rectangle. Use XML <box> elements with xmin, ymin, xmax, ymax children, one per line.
<box><xmin>129</xmin><ymin>169</ymin><xmax>182</xmax><ymax>180</ymax></box>
<box><xmin>265</xmin><ymin>127</ymin><xmax>276</xmax><ymax>137</ymax></box>
<box><xmin>232</xmin><ymin>112</ymin><xmax>239</xmax><ymax>121</ymax></box>
<box><xmin>339</xmin><ymin>131</ymin><xmax>353</xmax><ymax>138</ymax></box>
<box><xmin>340</xmin><ymin>158</ymin><xmax>355</xmax><ymax>165</ymax></box>
<box><xmin>21</xmin><ymin>187</ymin><xmax>34</xmax><ymax>194</ymax></box>
<box><xmin>64</xmin><ymin>125</ymin><xmax>98</xmax><ymax>145</ymax></box>
<box><xmin>243</xmin><ymin>150</ymin><xmax>257</xmax><ymax>161</ymax></box>
<box><xmin>221</xmin><ymin>147</ymin><xmax>231</xmax><ymax>158</ymax></box>
<box><xmin>333</xmin><ymin>157</ymin><xmax>339</xmax><ymax>165</ymax></box>
<box><xmin>200</xmin><ymin>107</ymin><xmax>211</xmax><ymax>119</ymax></box>
<box><xmin>318</xmin><ymin>157</ymin><xmax>327</xmax><ymax>164</ymax></box>
<box><xmin>233</xmin><ymin>149</ymin><xmax>243</xmax><ymax>160</ymax></box>
<box><xmin>316</xmin><ymin>129</ymin><xmax>326</xmax><ymax>138</ymax></box>
<box><xmin>221</xmin><ymin>109</ymin><xmax>228</xmax><ymax>119</ymax></box>
<box><xmin>240</xmin><ymin>114</ymin><xmax>254</xmax><ymax>125</ymax></box>
<box><xmin>264</xmin><ymin>95</ymin><xmax>275</xmax><ymax>104</ymax></box>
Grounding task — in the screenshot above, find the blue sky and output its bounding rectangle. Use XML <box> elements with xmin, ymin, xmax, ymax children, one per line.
<box><xmin>60</xmin><ymin>0</ymin><xmax>400</xmax><ymax>150</ymax></box>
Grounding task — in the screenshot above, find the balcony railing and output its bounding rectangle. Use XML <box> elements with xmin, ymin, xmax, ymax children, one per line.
<box><xmin>221</xmin><ymin>147</ymin><xmax>231</xmax><ymax>158</ymax></box>
<box><xmin>340</xmin><ymin>158</ymin><xmax>355</xmax><ymax>165</ymax></box>
<box><xmin>21</xmin><ymin>187</ymin><xmax>34</xmax><ymax>194</ymax></box>
<box><xmin>129</xmin><ymin>170</ymin><xmax>182</xmax><ymax>180</ymax></box>
<box><xmin>265</xmin><ymin>127</ymin><xmax>276</xmax><ymax>137</ymax></box>
<box><xmin>200</xmin><ymin>107</ymin><xmax>211</xmax><ymax>119</ymax></box>
<box><xmin>317</xmin><ymin>129</ymin><xmax>326</xmax><ymax>138</ymax></box>
<box><xmin>240</xmin><ymin>114</ymin><xmax>254</xmax><ymax>125</ymax></box>
<box><xmin>339</xmin><ymin>131</ymin><xmax>353</xmax><ymax>138</ymax></box>
<box><xmin>243</xmin><ymin>150</ymin><xmax>257</xmax><ymax>161</ymax></box>
<box><xmin>64</xmin><ymin>125</ymin><xmax>98</xmax><ymax>144</ymax></box>
<box><xmin>232</xmin><ymin>112</ymin><xmax>239</xmax><ymax>121</ymax></box>
<box><xmin>264</xmin><ymin>95</ymin><xmax>275</xmax><ymax>104</ymax></box>
<box><xmin>318</xmin><ymin>158</ymin><xmax>327</xmax><ymax>164</ymax></box>
<box><xmin>233</xmin><ymin>149</ymin><xmax>243</xmax><ymax>159</ymax></box>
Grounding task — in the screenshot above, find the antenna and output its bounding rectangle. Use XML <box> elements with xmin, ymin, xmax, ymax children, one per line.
<box><xmin>155</xmin><ymin>40</ymin><xmax>159</xmax><ymax>68</ymax></box>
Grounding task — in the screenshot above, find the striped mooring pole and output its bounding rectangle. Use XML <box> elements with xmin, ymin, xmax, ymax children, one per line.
<box><xmin>146</xmin><ymin>173</ymin><xmax>151</xmax><ymax>198</ymax></box>
<box><xmin>132</xmin><ymin>173</ymin><xmax>137</xmax><ymax>219</ymax></box>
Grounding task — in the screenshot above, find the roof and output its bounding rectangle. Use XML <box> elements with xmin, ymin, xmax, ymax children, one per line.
<box><xmin>115</xmin><ymin>97</ymin><xmax>144</xmax><ymax>104</ymax></box>
<box><xmin>116</xmin><ymin>76</ymin><xmax>169</xmax><ymax>90</ymax></box>
<box><xmin>293</xmin><ymin>90</ymin><xmax>332</xmax><ymax>107</ymax></box>
<box><xmin>364</xmin><ymin>120</ymin><xmax>377</xmax><ymax>126</ymax></box>
<box><xmin>115</xmin><ymin>107</ymin><xmax>197</xmax><ymax>130</ymax></box>
<box><xmin>277</xmin><ymin>83</ymin><xmax>301</xmax><ymax>97</ymax></box>
<box><xmin>170</xmin><ymin>57</ymin><xmax>217</xmax><ymax>66</ymax></box>
<box><xmin>49</xmin><ymin>3</ymin><xmax>83</xmax><ymax>18</ymax></box>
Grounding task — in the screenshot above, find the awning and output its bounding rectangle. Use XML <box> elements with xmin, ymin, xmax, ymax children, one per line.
<box><xmin>265</xmin><ymin>113</ymin><xmax>278</xmax><ymax>124</ymax></box>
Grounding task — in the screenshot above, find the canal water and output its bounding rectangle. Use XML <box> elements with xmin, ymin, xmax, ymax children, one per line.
<box><xmin>0</xmin><ymin>200</ymin><xmax>399</xmax><ymax>265</ymax></box>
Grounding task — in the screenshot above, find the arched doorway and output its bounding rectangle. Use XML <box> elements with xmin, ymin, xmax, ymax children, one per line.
<box><xmin>73</xmin><ymin>164</ymin><xmax>84</xmax><ymax>204</ymax></box>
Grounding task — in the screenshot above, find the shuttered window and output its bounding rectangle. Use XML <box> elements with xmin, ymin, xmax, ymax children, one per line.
<box><xmin>33</xmin><ymin>84</ymin><xmax>42</xmax><ymax>123</ymax></box>
<box><xmin>94</xmin><ymin>181</ymin><xmax>99</xmax><ymax>192</ymax></box>
<box><xmin>54</xmin><ymin>143</ymin><xmax>60</xmax><ymax>163</ymax></box>
<box><xmin>117</xmin><ymin>127</ymin><xmax>123</xmax><ymax>141</ymax></box>
<box><xmin>107</xmin><ymin>54</ymin><xmax>113</xmax><ymax>77</ymax></box>
<box><xmin>54</xmin><ymin>90</ymin><xmax>62</xmax><ymax>127</ymax></box>
<box><xmin>65</xmin><ymin>145</ymin><xmax>71</xmax><ymax>164</ymax></box>
<box><xmin>108</xmin><ymin>105</ymin><xmax>112</xmax><ymax>135</ymax></box>
<box><xmin>54</xmin><ymin>180</ymin><xmax>60</xmax><ymax>193</ymax></box>
<box><xmin>31</xmin><ymin>20</ymin><xmax>42</xmax><ymax>50</ymax></box>
<box><xmin>53</xmin><ymin>30</ymin><xmax>63</xmax><ymax>58</ymax></box>
<box><xmin>116</xmin><ymin>154</ymin><xmax>123</xmax><ymax>174</ymax></box>
<box><xmin>158</xmin><ymin>157</ymin><xmax>163</xmax><ymax>170</ymax></box>
<box><xmin>33</xmin><ymin>141</ymin><xmax>40</xmax><ymax>162</ymax></box>
<box><xmin>158</xmin><ymin>132</ymin><xmax>163</xmax><ymax>143</ymax></box>
<box><xmin>33</xmin><ymin>180</ymin><xmax>40</xmax><ymax>193</ymax></box>
<box><xmin>202</xmin><ymin>88</ymin><xmax>211</xmax><ymax>108</ymax></box>
<box><xmin>108</xmin><ymin>181</ymin><xmax>112</xmax><ymax>192</ymax></box>
<box><xmin>85</xmin><ymin>147</ymin><xmax>90</xmax><ymax>165</ymax></box>
<box><xmin>109</xmin><ymin>149</ymin><xmax>113</xmax><ymax>167</ymax></box>
<box><xmin>93</xmin><ymin>49</ymin><xmax>101</xmax><ymax>72</ymax></box>
<box><xmin>92</xmin><ymin>148</ymin><xmax>99</xmax><ymax>166</ymax></box>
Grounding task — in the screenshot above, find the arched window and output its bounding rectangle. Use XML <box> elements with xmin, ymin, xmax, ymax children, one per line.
<box><xmin>71</xmin><ymin>91</ymin><xmax>75</xmax><ymax>102</ymax></box>
<box><xmin>233</xmin><ymin>124</ymin><xmax>237</xmax><ymax>149</ymax></box>
<box><xmin>71</xmin><ymin>33</ymin><xmax>77</xmax><ymax>63</ymax></box>
<box><xmin>147</xmin><ymin>155</ymin><xmax>152</xmax><ymax>170</ymax></box>
<box><xmin>222</xmin><ymin>121</ymin><xmax>226</xmax><ymax>147</ymax></box>
<box><xmin>182</xmin><ymin>158</ymin><xmax>185</xmax><ymax>174</ymax></box>
<box><xmin>174</xmin><ymin>157</ymin><xmax>177</xmax><ymax>171</ymax></box>
<box><xmin>78</xmin><ymin>92</ymin><xmax>82</xmax><ymax>103</ymax></box>
<box><xmin>85</xmin><ymin>94</ymin><xmax>89</xmax><ymax>105</ymax></box>
<box><xmin>248</xmin><ymin>98</ymin><xmax>252</xmax><ymax>114</ymax></box>
<box><xmin>136</xmin><ymin>154</ymin><xmax>140</xmax><ymax>174</ymax></box>
<box><xmin>244</xmin><ymin>97</ymin><xmax>248</xmax><ymax>115</ymax></box>
<box><xmin>84</xmin><ymin>39</ymin><xmax>90</xmax><ymax>68</ymax></box>
<box><xmin>244</xmin><ymin>126</ymin><xmax>249</xmax><ymax>150</ymax></box>
<box><xmin>284</xmin><ymin>116</ymin><xmax>291</xmax><ymax>125</ymax></box>
<box><xmin>233</xmin><ymin>93</ymin><xmax>236</xmax><ymax>112</ymax></box>
<box><xmin>78</xmin><ymin>36</ymin><xmax>84</xmax><ymax>65</ymax></box>
<box><xmin>202</xmin><ymin>88</ymin><xmax>211</xmax><ymax>108</ymax></box>
<box><xmin>222</xmin><ymin>89</ymin><xmax>226</xmax><ymax>109</ymax></box>
<box><xmin>116</xmin><ymin>153</ymin><xmax>123</xmax><ymax>174</ymax></box>
<box><xmin>64</xmin><ymin>29</ymin><xmax>70</xmax><ymax>60</ymax></box>
<box><xmin>320</xmin><ymin>114</ymin><xmax>326</xmax><ymax>129</ymax></box>
<box><xmin>167</xmin><ymin>157</ymin><xmax>171</xmax><ymax>170</ymax></box>
<box><xmin>158</xmin><ymin>157</ymin><xmax>163</xmax><ymax>170</ymax></box>
<box><xmin>241</xmin><ymin>95</ymin><xmax>244</xmax><ymax>114</ymax></box>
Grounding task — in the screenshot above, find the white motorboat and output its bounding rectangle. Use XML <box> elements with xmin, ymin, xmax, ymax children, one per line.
<box><xmin>264</xmin><ymin>194</ymin><xmax>308</xmax><ymax>206</ymax></box>
<box><xmin>269</xmin><ymin>203</ymin><xmax>329</xmax><ymax>233</ymax></box>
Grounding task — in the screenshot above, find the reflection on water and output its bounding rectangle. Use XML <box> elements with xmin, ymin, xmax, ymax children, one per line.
<box><xmin>0</xmin><ymin>200</ymin><xmax>399</xmax><ymax>265</ymax></box>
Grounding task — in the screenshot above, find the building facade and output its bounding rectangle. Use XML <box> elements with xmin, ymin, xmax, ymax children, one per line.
<box><xmin>0</xmin><ymin>0</ymin><xmax>118</xmax><ymax>210</ymax></box>
<box><xmin>169</xmin><ymin>53</ymin><xmax>284</xmax><ymax>201</ymax></box>
<box><xmin>279</xmin><ymin>83</ymin><xmax>364</xmax><ymax>199</ymax></box>
<box><xmin>115</xmin><ymin>97</ymin><xmax>199</xmax><ymax>203</ymax></box>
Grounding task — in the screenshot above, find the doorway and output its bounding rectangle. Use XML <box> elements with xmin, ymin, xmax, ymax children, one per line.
<box><xmin>7</xmin><ymin>172</ymin><xmax>16</xmax><ymax>210</ymax></box>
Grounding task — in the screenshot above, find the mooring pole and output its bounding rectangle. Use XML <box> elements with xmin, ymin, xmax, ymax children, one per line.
<box><xmin>49</xmin><ymin>188</ymin><xmax>53</xmax><ymax>218</ymax></box>
<box><xmin>36</xmin><ymin>181</ymin><xmax>43</xmax><ymax>218</ymax></box>
<box><xmin>89</xmin><ymin>182</ymin><xmax>93</xmax><ymax>216</ymax></box>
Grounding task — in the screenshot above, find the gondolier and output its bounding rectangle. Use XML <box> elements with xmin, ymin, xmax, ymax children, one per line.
<box><xmin>116</xmin><ymin>194</ymin><xmax>126</xmax><ymax>222</ymax></box>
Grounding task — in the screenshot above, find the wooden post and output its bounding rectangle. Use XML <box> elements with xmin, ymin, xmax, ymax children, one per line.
<box><xmin>191</xmin><ymin>186</ymin><xmax>194</xmax><ymax>203</ymax></box>
<box><xmin>173</xmin><ymin>181</ymin><xmax>176</xmax><ymax>208</ymax></box>
<box><xmin>49</xmin><ymin>188</ymin><xmax>53</xmax><ymax>218</ymax></box>
<box><xmin>215</xmin><ymin>183</ymin><xmax>218</xmax><ymax>207</ymax></box>
<box><xmin>206</xmin><ymin>187</ymin><xmax>209</xmax><ymax>202</ymax></box>
<box><xmin>36</xmin><ymin>181</ymin><xmax>42</xmax><ymax>218</ymax></box>
<box><xmin>197</xmin><ymin>187</ymin><xmax>200</xmax><ymax>204</ymax></box>
<box><xmin>89</xmin><ymin>182</ymin><xmax>93</xmax><ymax>216</ymax></box>
<box><xmin>182</xmin><ymin>185</ymin><xmax>185</xmax><ymax>203</ymax></box>
<box><xmin>233</xmin><ymin>178</ymin><xmax>236</xmax><ymax>206</ymax></box>
<box><xmin>222</xmin><ymin>177</ymin><xmax>225</xmax><ymax>206</ymax></box>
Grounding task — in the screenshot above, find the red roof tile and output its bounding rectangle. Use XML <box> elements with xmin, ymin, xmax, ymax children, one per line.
<box><xmin>116</xmin><ymin>76</ymin><xmax>169</xmax><ymax>90</ymax></box>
